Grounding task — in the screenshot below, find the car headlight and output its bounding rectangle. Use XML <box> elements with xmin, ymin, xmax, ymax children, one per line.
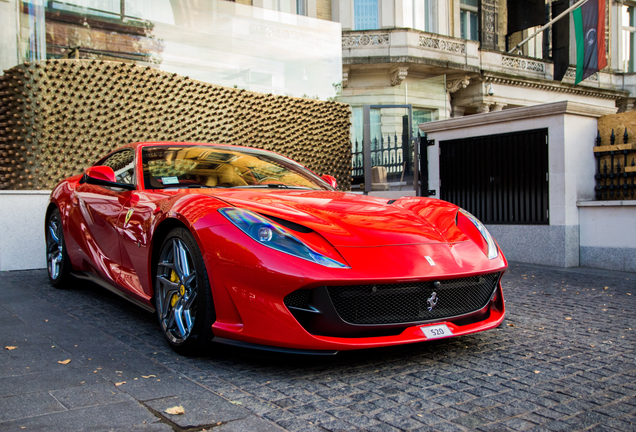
<box><xmin>459</xmin><ymin>209</ymin><xmax>498</xmax><ymax>260</ymax></box>
<box><xmin>219</xmin><ymin>208</ymin><xmax>349</xmax><ymax>269</ymax></box>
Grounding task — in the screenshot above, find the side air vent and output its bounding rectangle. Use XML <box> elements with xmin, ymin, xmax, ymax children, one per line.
<box><xmin>284</xmin><ymin>289</ymin><xmax>312</xmax><ymax>309</ymax></box>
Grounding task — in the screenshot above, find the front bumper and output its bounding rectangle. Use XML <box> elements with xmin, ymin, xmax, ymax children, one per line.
<box><xmin>285</xmin><ymin>272</ymin><xmax>503</xmax><ymax>338</ymax></box>
<box><xmin>198</xmin><ymin>225</ymin><xmax>507</xmax><ymax>352</ymax></box>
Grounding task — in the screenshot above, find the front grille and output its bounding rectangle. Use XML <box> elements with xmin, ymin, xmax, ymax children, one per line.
<box><xmin>326</xmin><ymin>273</ymin><xmax>501</xmax><ymax>325</ymax></box>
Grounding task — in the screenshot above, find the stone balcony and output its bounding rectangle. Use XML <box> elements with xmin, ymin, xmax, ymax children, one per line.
<box><xmin>342</xmin><ymin>28</ymin><xmax>622</xmax><ymax>88</ymax></box>
<box><xmin>341</xmin><ymin>28</ymin><xmax>626</xmax><ymax>114</ymax></box>
<box><xmin>342</xmin><ymin>29</ymin><xmax>480</xmax><ymax>77</ymax></box>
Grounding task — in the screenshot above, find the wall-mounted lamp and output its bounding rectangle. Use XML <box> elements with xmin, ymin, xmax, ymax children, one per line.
<box><xmin>487</xmin><ymin>83</ymin><xmax>495</xmax><ymax>96</ymax></box>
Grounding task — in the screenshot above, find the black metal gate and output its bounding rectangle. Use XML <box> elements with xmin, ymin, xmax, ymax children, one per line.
<box><xmin>439</xmin><ymin>128</ymin><xmax>549</xmax><ymax>224</ymax></box>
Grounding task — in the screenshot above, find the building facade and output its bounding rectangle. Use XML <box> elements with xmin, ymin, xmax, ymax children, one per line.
<box><xmin>1</xmin><ymin>0</ymin><xmax>342</xmax><ymax>100</ymax></box>
<box><xmin>6</xmin><ymin>1</ymin><xmax>636</xmax><ymax>131</ymax></box>
<box><xmin>334</xmin><ymin>0</ymin><xmax>636</xmax><ymax>139</ymax></box>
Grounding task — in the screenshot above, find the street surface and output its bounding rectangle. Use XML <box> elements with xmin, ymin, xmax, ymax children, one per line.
<box><xmin>0</xmin><ymin>262</ymin><xmax>634</xmax><ymax>431</ymax></box>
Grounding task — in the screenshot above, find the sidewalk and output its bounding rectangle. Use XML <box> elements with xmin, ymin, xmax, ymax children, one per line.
<box><xmin>1</xmin><ymin>263</ymin><xmax>635</xmax><ymax>431</ymax></box>
<box><xmin>0</xmin><ymin>270</ymin><xmax>282</xmax><ymax>432</ymax></box>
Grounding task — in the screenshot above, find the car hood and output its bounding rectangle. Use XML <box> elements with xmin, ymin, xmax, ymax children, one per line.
<box><xmin>204</xmin><ymin>189</ymin><xmax>464</xmax><ymax>248</ymax></box>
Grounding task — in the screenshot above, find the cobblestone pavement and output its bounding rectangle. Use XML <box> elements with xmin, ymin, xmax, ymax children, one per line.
<box><xmin>1</xmin><ymin>262</ymin><xmax>635</xmax><ymax>431</ymax></box>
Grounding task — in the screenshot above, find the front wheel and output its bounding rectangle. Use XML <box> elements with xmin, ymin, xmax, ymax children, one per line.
<box><xmin>155</xmin><ymin>227</ymin><xmax>215</xmax><ymax>355</ymax></box>
<box><xmin>45</xmin><ymin>208</ymin><xmax>73</xmax><ymax>288</ymax></box>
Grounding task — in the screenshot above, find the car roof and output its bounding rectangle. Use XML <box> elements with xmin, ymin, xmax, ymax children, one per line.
<box><xmin>121</xmin><ymin>142</ymin><xmax>277</xmax><ymax>154</ymax></box>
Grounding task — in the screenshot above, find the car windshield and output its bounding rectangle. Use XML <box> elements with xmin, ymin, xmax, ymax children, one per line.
<box><xmin>141</xmin><ymin>145</ymin><xmax>331</xmax><ymax>191</ymax></box>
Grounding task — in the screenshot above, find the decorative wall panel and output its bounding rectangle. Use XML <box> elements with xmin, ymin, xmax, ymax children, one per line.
<box><xmin>0</xmin><ymin>60</ymin><xmax>351</xmax><ymax>191</ymax></box>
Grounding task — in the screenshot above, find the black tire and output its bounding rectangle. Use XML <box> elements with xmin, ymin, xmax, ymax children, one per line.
<box><xmin>45</xmin><ymin>208</ymin><xmax>74</xmax><ymax>288</ymax></box>
<box><xmin>154</xmin><ymin>227</ymin><xmax>216</xmax><ymax>355</ymax></box>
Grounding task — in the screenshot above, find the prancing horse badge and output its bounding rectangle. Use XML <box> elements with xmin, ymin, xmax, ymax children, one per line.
<box><xmin>427</xmin><ymin>292</ymin><xmax>438</xmax><ymax>311</ymax></box>
<box><xmin>125</xmin><ymin>208</ymin><xmax>134</xmax><ymax>224</ymax></box>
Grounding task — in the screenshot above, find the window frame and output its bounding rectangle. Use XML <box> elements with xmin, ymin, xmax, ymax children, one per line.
<box><xmin>95</xmin><ymin>148</ymin><xmax>137</xmax><ymax>187</ymax></box>
<box><xmin>460</xmin><ymin>0</ymin><xmax>479</xmax><ymax>41</ymax></box>
<box><xmin>623</xmin><ymin>2</ymin><xmax>636</xmax><ymax>73</ymax></box>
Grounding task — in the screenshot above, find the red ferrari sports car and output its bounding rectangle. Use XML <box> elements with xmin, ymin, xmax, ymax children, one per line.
<box><xmin>45</xmin><ymin>142</ymin><xmax>507</xmax><ymax>355</ymax></box>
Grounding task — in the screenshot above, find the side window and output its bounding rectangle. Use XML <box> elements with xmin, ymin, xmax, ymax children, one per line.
<box><xmin>100</xmin><ymin>149</ymin><xmax>135</xmax><ymax>185</ymax></box>
<box><xmin>460</xmin><ymin>0</ymin><xmax>478</xmax><ymax>41</ymax></box>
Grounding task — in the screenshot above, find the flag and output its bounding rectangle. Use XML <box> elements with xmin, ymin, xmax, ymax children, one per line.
<box><xmin>552</xmin><ymin>0</ymin><xmax>570</xmax><ymax>81</ymax></box>
<box><xmin>507</xmin><ymin>0</ymin><xmax>545</xmax><ymax>36</ymax></box>
<box><xmin>573</xmin><ymin>0</ymin><xmax>607</xmax><ymax>84</ymax></box>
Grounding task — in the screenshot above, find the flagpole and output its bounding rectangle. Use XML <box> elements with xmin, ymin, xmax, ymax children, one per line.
<box><xmin>507</xmin><ymin>0</ymin><xmax>589</xmax><ymax>54</ymax></box>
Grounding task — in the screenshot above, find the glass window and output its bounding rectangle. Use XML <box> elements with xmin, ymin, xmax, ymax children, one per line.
<box><xmin>351</xmin><ymin>108</ymin><xmax>363</xmax><ymax>150</ymax></box>
<box><xmin>99</xmin><ymin>149</ymin><xmax>135</xmax><ymax>185</ymax></box>
<box><xmin>369</xmin><ymin>109</ymin><xmax>381</xmax><ymax>150</ymax></box>
<box><xmin>21</xmin><ymin>0</ymin><xmax>342</xmax><ymax>100</ymax></box>
<box><xmin>20</xmin><ymin>0</ymin><xmax>46</xmax><ymax>62</ymax></box>
<box><xmin>142</xmin><ymin>145</ymin><xmax>330</xmax><ymax>190</ymax></box>
<box><xmin>48</xmin><ymin>0</ymin><xmax>175</xmax><ymax>23</ymax></box>
<box><xmin>412</xmin><ymin>0</ymin><xmax>436</xmax><ymax>32</ymax></box>
<box><xmin>50</xmin><ymin>0</ymin><xmax>121</xmax><ymax>18</ymax></box>
<box><xmin>424</xmin><ymin>0</ymin><xmax>435</xmax><ymax>33</ymax></box>
<box><xmin>624</xmin><ymin>4</ymin><xmax>636</xmax><ymax>72</ymax></box>
<box><xmin>125</xmin><ymin>0</ymin><xmax>175</xmax><ymax>24</ymax></box>
<box><xmin>460</xmin><ymin>0</ymin><xmax>478</xmax><ymax>41</ymax></box>
<box><xmin>412</xmin><ymin>108</ymin><xmax>433</xmax><ymax>135</ymax></box>
<box><xmin>354</xmin><ymin>0</ymin><xmax>379</xmax><ymax>30</ymax></box>
<box><xmin>297</xmin><ymin>0</ymin><xmax>307</xmax><ymax>16</ymax></box>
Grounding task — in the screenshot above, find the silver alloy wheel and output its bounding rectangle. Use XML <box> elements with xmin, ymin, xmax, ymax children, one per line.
<box><xmin>46</xmin><ymin>215</ymin><xmax>63</xmax><ymax>280</ymax></box>
<box><xmin>156</xmin><ymin>238</ymin><xmax>198</xmax><ymax>344</ymax></box>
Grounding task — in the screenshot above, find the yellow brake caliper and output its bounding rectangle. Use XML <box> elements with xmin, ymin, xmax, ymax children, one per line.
<box><xmin>170</xmin><ymin>270</ymin><xmax>180</xmax><ymax>307</ymax></box>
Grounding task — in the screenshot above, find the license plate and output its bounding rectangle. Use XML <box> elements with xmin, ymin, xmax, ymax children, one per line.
<box><xmin>421</xmin><ymin>324</ymin><xmax>452</xmax><ymax>339</ymax></box>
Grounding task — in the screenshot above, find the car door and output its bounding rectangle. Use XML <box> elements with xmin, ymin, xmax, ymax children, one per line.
<box><xmin>116</xmin><ymin>188</ymin><xmax>158</xmax><ymax>299</ymax></box>
<box><xmin>71</xmin><ymin>149</ymin><xmax>136</xmax><ymax>285</ymax></box>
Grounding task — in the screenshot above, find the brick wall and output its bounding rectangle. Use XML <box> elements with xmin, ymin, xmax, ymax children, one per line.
<box><xmin>316</xmin><ymin>0</ymin><xmax>332</xmax><ymax>21</ymax></box>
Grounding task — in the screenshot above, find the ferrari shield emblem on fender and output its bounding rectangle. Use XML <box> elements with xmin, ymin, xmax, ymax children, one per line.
<box><xmin>125</xmin><ymin>208</ymin><xmax>134</xmax><ymax>224</ymax></box>
<box><xmin>425</xmin><ymin>256</ymin><xmax>436</xmax><ymax>266</ymax></box>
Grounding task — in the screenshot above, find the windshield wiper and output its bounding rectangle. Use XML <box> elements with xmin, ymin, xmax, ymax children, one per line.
<box><xmin>163</xmin><ymin>184</ymin><xmax>213</xmax><ymax>189</ymax></box>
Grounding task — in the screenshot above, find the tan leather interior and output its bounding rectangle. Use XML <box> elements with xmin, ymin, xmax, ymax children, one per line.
<box><xmin>203</xmin><ymin>164</ymin><xmax>248</xmax><ymax>187</ymax></box>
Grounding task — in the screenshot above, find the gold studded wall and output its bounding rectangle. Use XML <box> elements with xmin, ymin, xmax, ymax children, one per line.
<box><xmin>0</xmin><ymin>60</ymin><xmax>351</xmax><ymax>191</ymax></box>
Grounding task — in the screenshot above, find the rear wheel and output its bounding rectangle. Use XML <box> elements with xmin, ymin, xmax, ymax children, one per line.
<box><xmin>155</xmin><ymin>227</ymin><xmax>215</xmax><ymax>355</ymax></box>
<box><xmin>45</xmin><ymin>208</ymin><xmax>73</xmax><ymax>288</ymax></box>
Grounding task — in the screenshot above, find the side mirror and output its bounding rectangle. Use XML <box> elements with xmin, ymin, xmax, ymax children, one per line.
<box><xmin>86</xmin><ymin>166</ymin><xmax>116</xmax><ymax>183</ymax></box>
<box><xmin>321</xmin><ymin>174</ymin><xmax>337</xmax><ymax>189</ymax></box>
<box><xmin>83</xmin><ymin>166</ymin><xmax>136</xmax><ymax>190</ymax></box>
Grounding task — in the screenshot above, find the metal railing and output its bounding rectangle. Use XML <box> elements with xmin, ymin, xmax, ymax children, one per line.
<box><xmin>594</xmin><ymin>129</ymin><xmax>636</xmax><ymax>200</ymax></box>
